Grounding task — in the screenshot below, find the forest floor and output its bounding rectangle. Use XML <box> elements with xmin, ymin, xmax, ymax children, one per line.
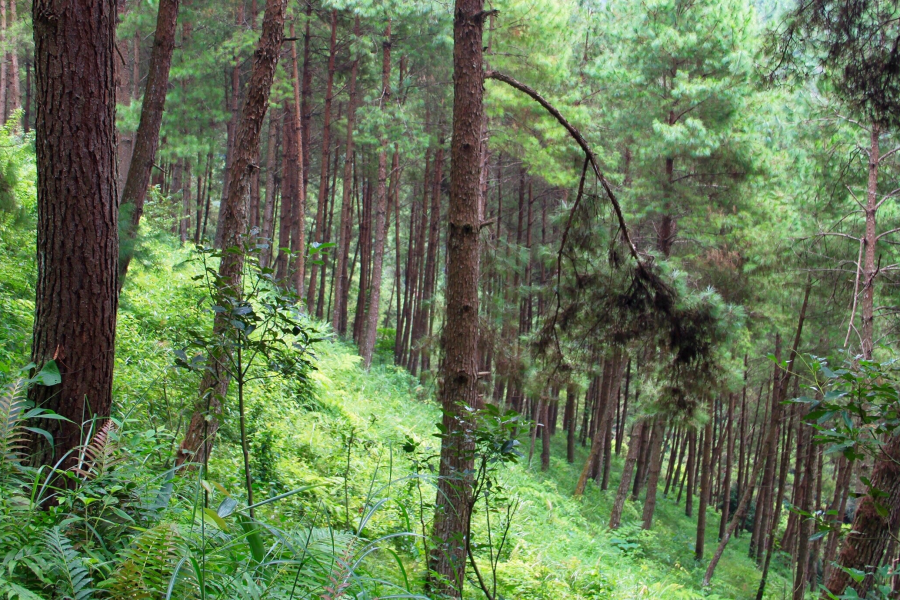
<box><xmin>0</xmin><ymin>222</ymin><xmax>793</xmax><ymax>598</ymax></box>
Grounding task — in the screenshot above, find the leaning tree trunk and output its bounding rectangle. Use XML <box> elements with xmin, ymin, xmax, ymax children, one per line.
<box><xmin>426</xmin><ymin>0</ymin><xmax>485</xmax><ymax>596</ymax></box>
<box><xmin>29</xmin><ymin>0</ymin><xmax>118</xmax><ymax>468</ymax></box>
<box><xmin>117</xmin><ymin>0</ymin><xmax>180</xmax><ymax>287</ymax></box>
<box><xmin>361</xmin><ymin>20</ymin><xmax>392</xmax><ymax>369</ymax></box>
<box><xmin>176</xmin><ymin>0</ymin><xmax>286</xmax><ymax>467</ymax></box>
<box><xmin>610</xmin><ymin>420</ymin><xmax>645</xmax><ymax>529</ymax></box>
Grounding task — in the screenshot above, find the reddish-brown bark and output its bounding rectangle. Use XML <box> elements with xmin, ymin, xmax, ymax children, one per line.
<box><xmin>29</xmin><ymin>0</ymin><xmax>119</xmax><ymax>467</ymax></box>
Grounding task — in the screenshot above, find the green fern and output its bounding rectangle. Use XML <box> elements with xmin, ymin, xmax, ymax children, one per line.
<box><xmin>0</xmin><ymin>576</ymin><xmax>44</xmax><ymax>600</ymax></box>
<box><xmin>0</xmin><ymin>378</ymin><xmax>28</xmax><ymax>472</ymax></box>
<box><xmin>71</xmin><ymin>419</ymin><xmax>122</xmax><ymax>481</ymax></box>
<box><xmin>102</xmin><ymin>523</ymin><xmax>179</xmax><ymax>599</ymax></box>
<box><xmin>42</xmin><ymin>526</ymin><xmax>94</xmax><ymax>600</ymax></box>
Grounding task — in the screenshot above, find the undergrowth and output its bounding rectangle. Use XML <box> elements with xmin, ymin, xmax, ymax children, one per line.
<box><xmin>0</xmin><ymin>128</ymin><xmax>790</xmax><ymax>598</ymax></box>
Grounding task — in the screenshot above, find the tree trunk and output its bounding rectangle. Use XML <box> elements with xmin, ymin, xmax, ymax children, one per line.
<box><xmin>719</xmin><ymin>391</ymin><xmax>736</xmax><ymax>540</ymax></box>
<box><xmin>117</xmin><ymin>0</ymin><xmax>180</xmax><ymax>286</ymax></box>
<box><xmin>288</xmin><ymin>21</ymin><xmax>307</xmax><ymax>296</ymax></box>
<box><xmin>565</xmin><ymin>385</ymin><xmax>577</xmax><ymax>463</ymax></box>
<box><xmin>641</xmin><ymin>419</ymin><xmax>666</xmax><ymax>530</ymax></box>
<box><xmin>260</xmin><ymin>110</ymin><xmax>280</xmax><ymax>266</ymax></box>
<box><xmin>306</xmin><ymin>9</ymin><xmax>338</xmax><ymax>311</ymax></box>
<box><xmin>6</xmin><ymin>0</ymin><xmax>19</xmax><ymax>121</ymax></box>
<box><xmin>860</xmin><ymin>124</ymin><xmax>879</xmax><ymax>360</ymax></box>
<box><xmin>427</xmin><ymin>0</ymin><xmax>485</xmax><ymax>594</ymax></box>
<box><xmin>361</xmin><ymin>21</ymin><xmax>392</xmax><ymax>369</ymax></box>
<box><xmin>610</xmin><ymin>420</ymin><xmax>645</xmax><ymax>529</ymax></box>
<box><xmin>176</xmin><ymin>0</ymin><xmax>286</xmax><ymax>467</ymax></box>
<box><xmin>28</xmin><ymin>0</ymin><xmax>118</xmax><ymax>467</ymax></box>
<box><xmin>793</xmin><ymin>412</ymin><xmax>818</xmax><ymax>600</ymax></box>
<box><xmin>696</xmin><ymin>408</ymin><xmax>714</xmax><ymax>559</ymax></box>
<box><xmin>275</xmin><ymin>106</ymin><xmax>296</xmax><ymax>281</ymax></box>
<box><xmin>331</xmin><ymin>17</ymin><xmax>360</xmax><ymax>335</ymax></box>
<box><xmin>684</xmin><ymin>429</ymin><xmax>696</xmax><ymax>516</ymax></box>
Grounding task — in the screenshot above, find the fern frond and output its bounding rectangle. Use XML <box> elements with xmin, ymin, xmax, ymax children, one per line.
<box><xmin>0</xmin><ymin>576</ymin><xmax>44</xmax><ymax>600</ymax></box>
<box><xmin>42</xmin><ymin>526</ymin><xmax>94</xmax><ymax>600</ymax></box>
<box><xmin>71</xmin><ymin>420</ymin><xmax>123</xmax><ymax>480</ymax></box>
<box><xmin>0</xmin><ymin>379</ymin><xmax>29</xmax><ymax>469</ymax></box>
<box><xmin>103</xmin><ymin>523</ymin><xmax>179</xmax><ymax>599</ymax></box>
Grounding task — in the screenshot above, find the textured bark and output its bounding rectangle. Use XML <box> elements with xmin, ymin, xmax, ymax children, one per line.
<box><xmin>176</xmin><ymin>0</ymin><xmax>286</xmax><ymax>467</ymax></box>
<box><xmin>117</xmin><ymin>0</ymin><xmax>180</xmax><ymax>286</ymax></box>
<box><xmin>824</xmin><ymin>434</ymin><xmax>900</xmax><ymax>597</ymax></box>
<box><xmin>426</xmin><ymin>0</ymin><xmax>485</xmax><ymax>594</ymax></box>
<box><xmin>28</xmin><ymin>0</ymin><xmax>119</xmax><ymax>468</ymax></box>
<box><xmin>306</xmin><ymin>9</ymin><xmax>338</xmax><ymax>312</ymax></box>
<box><xmin>331</xmin><ymin>17</ymin><xmax>360</xmax><ymax>335</ymax></box>
<box><xmin>641</xmin><ymin>419</ymin><xmax>666</xmax><ymax>530</ymax></box>
<box><xmin>610</xmin><ymin>420</ymin><xmax>645</xmax><ymax>529</ymax></box>
<box><xmin>421</xmin><ymin>144</ymin><xmax>444</xmax><ymax>372</ymax></box>
<box><xmin>214</xmin><ymin>4</ymin><xmax>244</xmax><ymax>248</ymax></box>
<box><xmin>361</xmin><ymin>21</ymin><xmax>392</xmax><ymax>369</ymax></box>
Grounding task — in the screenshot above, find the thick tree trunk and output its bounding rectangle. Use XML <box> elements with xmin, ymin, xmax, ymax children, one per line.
<box><xmin>610</xmin><ymin>420</ymin><xmax>645</xmax><ymax>529</ymax></box>
<box><xmin>117</xmin><ymin>0</ymin><xmax>180</xmax><ymax>287</ymax></box>
<box><xmin>361</xmin><ymin>21</ymin><xmax>392</xmax><ymax>369</ymax></box>
<box><xmin>427</xmin><ymin>0</ymin><xmax>485</xmax><ymax>594</ymax></box>
<box><xmin>176</xmin><ymin>0</ymin><xmax>286</xmax><ymax>467</ymax></box>
<box><xmin>331</xmin><ymin>17</ymin><xmax>360</xmax><ymax>335</ymax></box>
<box><xmin>28</xmin><ymin>0</ymin><xmax>119</xmax><ymax>467</ymax></box>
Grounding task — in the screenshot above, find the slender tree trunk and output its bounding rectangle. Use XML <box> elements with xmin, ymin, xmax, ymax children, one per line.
<box><xmin>361</xmin><ymin>20</ymin><xmax>392</xmax><ymax>369</ymax></box>
<box><xmin>176</xmin><ymin>0</ymin><xmax>286</xmax><ymax>467</ymax></box>
<box><xmin>719</xmin><ymin>392</ymin><xmax>736</xmax><ymax>540</ymax></box>
<box><xmin>214</xmin><ymin>4</ymin><xmax>244</xmax><ymax>248</ymax></box>
<box><xmin>794</xmin><ymin>412</ymin><xmax>818</xmax><ymax>600</ymax></box>
<box><xmin>117</xmin><ymin>0</ymin><xmax>179</xmax><ymax>287</ymax></box>
<box><xmin>696</xmin><ymin>408</ymin><xmax>714</xmax><ymax>560</ymax></box>
<box><xmin>566</xmin><ymin>385</ymin><xmax>577</xmax><ymax>464</ymax></box>
<box><xmin>610</xmin><ymin>420</ymin><xmax>645</xmax><ymax>529</ymax></box>
<box><xmin>427</xmin><ymin>0</ymin><xmax>485</xmax><ymax>594</ymax></box>
<box><xmin>685</xmin><ymin>429</ymin><xmax>696</xmax><ymax>516</ymax></box>
<box><xmin>641</xmin><ymin>419</ymin><xmax>666</xmax><ymax>530</ymax></box>
<box><xmin>306</xmin><ymin>9</ymin><xmax>338</xmax><ymax>310</ymax></box>
<box><xmin>823</xmin><ymin>458</ymin><xmax>852</xmax><ymax>582</ymax></box>
<box><xmin>275</xmin><ymin>106</ymin><xmax>296</xmax><ymax>281</ymax></box>
<box><xmin>860</xmin><ymin>124</ymin><xmax>879</xmax><ymax>361</ymax></box>
<box><xmin>260</xmin><ymin>110</ymin><xmax>280</xmax><ymax>266</ymax></box>
<box><xmin>331</xmin><ymin>17</ymin><xmax>360</xmax><ymax>335</ymax></box>
<box><xmin>289</xmin><ymin>21</ymin><xmax>307</xmax><ymax>296</ymax></box>
<box><xmin>6</xmin><ymin>0</ymin><xmax>19</xmax><ymax>122</ymax></box>
<box><xmin>28</xmin><ymin>0</ymin><xmax>118</xmax><ymax>467</ymax></box>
